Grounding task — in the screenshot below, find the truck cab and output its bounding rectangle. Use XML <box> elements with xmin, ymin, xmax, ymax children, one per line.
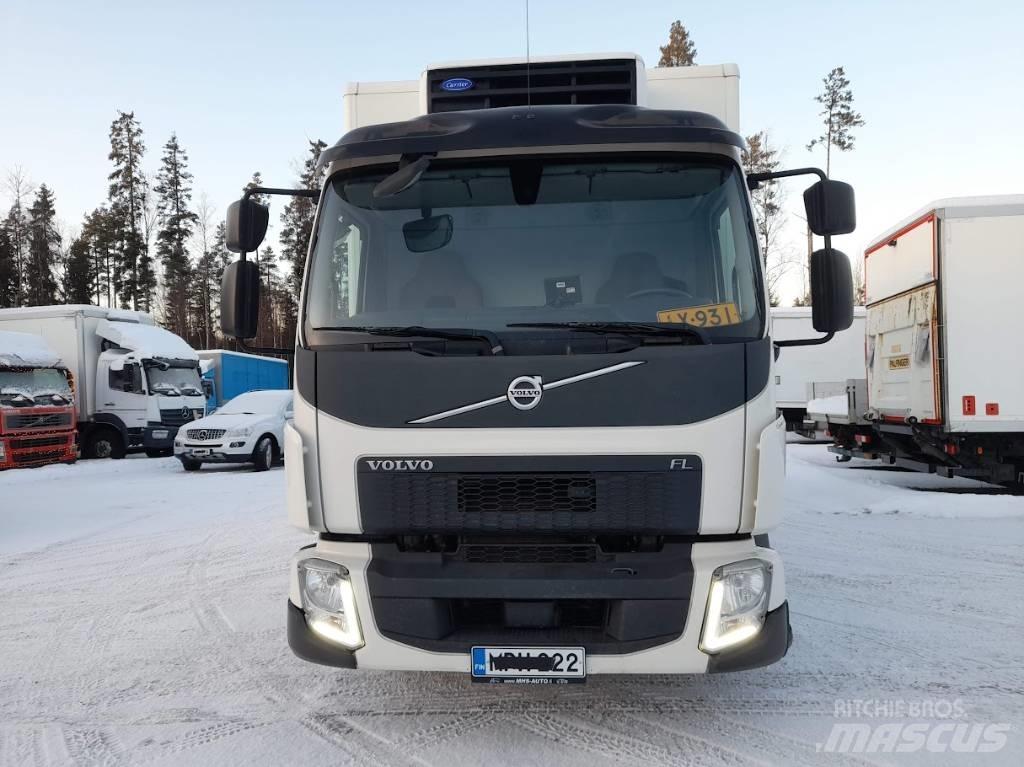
<box><xmin>0</xmin><ymin>306</ymin><xmax>206</xmax><ymax>459</ymax></box>
<box><xmin>221</xmin><ymin>54</ymin><xmax>856</xmax><ymax>680</ymax></box>
<box><xmin>0</xmin><ymin>331</ymin><xmax>77</xmax><ymax>469</ymax></box>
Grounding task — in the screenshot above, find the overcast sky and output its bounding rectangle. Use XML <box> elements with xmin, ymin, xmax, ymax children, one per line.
<box><xmin>2</xmin><ymin>0</ymin><xmax>1022</xmax><ymax>303</ymax></box>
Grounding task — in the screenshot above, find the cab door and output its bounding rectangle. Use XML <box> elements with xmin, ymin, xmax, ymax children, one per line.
<box><xmin>98</xmin><ymin>356</ymin><xmax>149</xmax><ymax>430</ymax></box>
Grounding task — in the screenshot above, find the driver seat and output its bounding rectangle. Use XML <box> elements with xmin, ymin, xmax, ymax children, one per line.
<box><xmin>595</xmin><ymin>251</ymin><xmax>688</xmax><ymax>304</ymax></box>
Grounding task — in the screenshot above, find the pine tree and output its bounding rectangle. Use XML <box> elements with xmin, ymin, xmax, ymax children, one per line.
<box><xmin>24</xmin><ymin>184</ymin><xmax>61</xmax><ymax>306</ymax></box>
<box><xmin>64</xmin><ymin>232</ymin><xmax>94</xmax><ymax>304</ymax></box>
<box><xmin>81</xmin><ymin>207</ymin><xmax>117</xmax><ymax>306</ymax></box>
<box><xmin>0</xmin><ymin>226</ymin><xmax>16</xmax><ymax>307</ymax></box>
<box><xmin>107</xmin><ymin>111</ymin><xmax>151</xmax><ymax>310</ymax></box>
<box><xmin>2</xmin><ymin>205</ymin><xmax>29</xmax><ymax>306</ymax></box>
<box><xmin>658</xmin><ymin>21</ymin><xmax>697</xmax><ymax>67</ymax></box>
<box><xmin>807</xmin><ymin>67</ymin><xmax>865</xmax><ymax>176</ymax></box>
<box><xmin>742</xmin><ymin>132</ymin><xmax>786</xmax><ymax>306</ymax></box>
<box><xmin>245</xmin><ymin>171</ymin><xmax>268</xmax><ymax>206</ymax></box>
<box><xmin>154</xmin><ymin>133</ymin><xmax>199</xmax><ymax>335</ymax></box>
<box><xmin>279</xmin><ymin>140</ymin><xmax>326</xmax><ymax>335</ymax></box>
<box><xmin>3</xmin><ymin>168</ymin><xmax>35</xmax><ymax>306</ymax></box>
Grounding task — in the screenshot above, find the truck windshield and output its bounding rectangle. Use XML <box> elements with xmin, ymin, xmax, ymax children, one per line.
<box><xmin>0</xmin><ymin>368</ymin><xmax>72</xmax><ymax>406</ymax></box>
<box><xmin>306</xmin><ymin>157</ymin><xmax>764</xmax><ymax>343</ymax></box>
<box><xmin>145</xmin><ymin>362</ymin><xmax>203</xmax><ymax>397</ymax></box>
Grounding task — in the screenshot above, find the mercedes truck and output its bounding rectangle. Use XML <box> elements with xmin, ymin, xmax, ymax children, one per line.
<box><xmin>0</xmin><ymin>305</ymin><xmax>206</xmax><ymax>459</ymax></box>
<box><xmin>220</xmin><ymin>54</ymin><xmax>856</xmax><ymax>681</ymax></box>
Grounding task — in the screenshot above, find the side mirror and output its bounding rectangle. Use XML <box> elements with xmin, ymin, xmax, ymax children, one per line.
<box><xmin>803</xmin><ymin>179</ymin><xmax>856</xmax><ymax>236</ymax></box>
<box><xmin>221</xmin><ymin>260</ymin><xmax>261</xmax><ymax>339</ymax></box>
<box><xmin>403</xmin><ymin>214</ymin><xmax>453</xmax><ymax>253</ymax></box>
<box><xmin>810</xmin><ymin>248</ymin><xmax>854</xmax><ymax>332</ymax></box>
<box><xmin>226</xmin><ymin>199</ymin><xmax>270</xmax><ymax>253</ymax></box>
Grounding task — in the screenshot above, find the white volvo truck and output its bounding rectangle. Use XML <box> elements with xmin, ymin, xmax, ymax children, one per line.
<box><xmin>0</xmin><ymin>305</ymin><xmax>206</xmax><ymax>458</ymax></box>
<box><xmin>221</xmin><ymin>54</ymin><xmax>856</xmax><ymax>680</ymax></box>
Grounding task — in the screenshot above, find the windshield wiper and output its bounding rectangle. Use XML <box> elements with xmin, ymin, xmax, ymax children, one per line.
<box><xmin>330</xmin><ymin>326</ymin><xmax>504</xmax><ymax>355</ymax></box>
<box><xmin>506</xmin><ymin>321</ymin><xmax>708</xmax><ymax>345</ymax></box>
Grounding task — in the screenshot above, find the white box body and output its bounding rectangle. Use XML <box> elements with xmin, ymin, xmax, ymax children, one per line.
<box><xmin>864</xmin><ymin>196</ymin><xmax>1024</xmax><ymax>432</ymax></box>
<box><xmin>770</xmin><ymin>306</ymin><xmax>866</xmax><ymax>411</ymax></box>
<box><xmin>343</xmin><ymin>54</ymin><xmax>739</xmax><ymax>133</ymax></box>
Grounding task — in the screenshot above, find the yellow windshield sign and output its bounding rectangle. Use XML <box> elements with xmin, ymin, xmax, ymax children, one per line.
<box><xmin>657</xmin><ymin>302</ymin><xmax>741</xmax><ymax>327</ymax></box>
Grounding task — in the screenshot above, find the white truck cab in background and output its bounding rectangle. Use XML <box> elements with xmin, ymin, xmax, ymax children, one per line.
<box><xmin>0</xmin><ymin>305</ymin><xmax>205</xmax><ymax>459</ymax></box>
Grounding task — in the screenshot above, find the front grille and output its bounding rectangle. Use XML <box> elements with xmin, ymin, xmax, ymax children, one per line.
<box><xmin>160</xmin><ymin>408</ymin><xmax>201</xmax><ymax>427</ymax></box>
<box><xmin>458</xmin><ymin>474</ymin><xmax>596</xmax><ymax>515</ymax></box>
<box><xmin>457</xmin><ymin>543</ymin><xmax>599</xmax><ymax>564</ymax></box>
<box><xmin>11</xmin><ymin>435</ymin><xmax>69</xmax><ymax>449</ymax></box>
<box><xmin>427</xmin><ymin>58</ymin><xmax>638</xmax><ymax>113</ymax></box>
<box><xmin>13</xmin><ymin>450</ymin><xmax>64</xmax><ymax>464</ymax></box>
<box><xmin>4</xmin><ymin>412</ymin><xmax>72</xmax><ymax>430</ymax></box>
<box><xmin>357</xmin><ymin>456</ymin><xmax>702</xmax><ymax>535</ymax></box>
<box><xmin>186</xmin><ymin>428</ymin><xmax>225</xmax><ymax>440</ymax></box>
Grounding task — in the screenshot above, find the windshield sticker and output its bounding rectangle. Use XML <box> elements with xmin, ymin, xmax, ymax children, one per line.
<box><xmin>657</xmin><ymin>302</ymin><xmax>741</xmax><ymax>327</ymax></box>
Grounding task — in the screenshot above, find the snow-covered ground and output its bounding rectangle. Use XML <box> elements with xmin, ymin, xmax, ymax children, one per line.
<box><xmin>1</xmin><ymin>446</ymin><xmax>1021</xmax><ymax>766</ymax></box>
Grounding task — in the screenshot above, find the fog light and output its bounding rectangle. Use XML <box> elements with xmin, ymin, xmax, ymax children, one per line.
<box><xmin>230</xmin><ymin>441</ymin><xmax>244</xmax><ymax>448</ymax></box>
<box><xmin>297</xmin><ymin>558</ymin><xmax>363</xmax><ymax>649</ymax></box>
<box><xmin>700</xmin><ymin>558</ymin><xmax>772</xmax><ymax>654</ymax></box>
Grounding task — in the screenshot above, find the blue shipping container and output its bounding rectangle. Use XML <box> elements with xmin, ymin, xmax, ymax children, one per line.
<box><xmin>197</xmin><ymin>350</ymin><xmax>289</xmax><ymax>411</ymax></box>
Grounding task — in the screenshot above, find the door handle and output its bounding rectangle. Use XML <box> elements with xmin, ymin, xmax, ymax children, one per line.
<box><xmin>104</xmin><ymin>402</ymin><xmax>116</xmax><ymax>406</ymax></box>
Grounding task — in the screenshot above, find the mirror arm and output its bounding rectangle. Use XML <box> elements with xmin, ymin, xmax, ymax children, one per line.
<box><xmin>236</xmin><ymin>338</ymin><xmax>294</xmax><ymax>358</ymax></box>
<box><xmin>775</xmin><ymin>332</ymin><xmax>835</xmax><ymax>349</ymax></box>
<box><xmin>237</xmin><ymin>186</ymin><xmax>321</xmax><ymax>261</ymax></box>
<box><xmin>746</xmin><ymin>166</ymin><xmax>834</xmax><ymax>251</ymax></box>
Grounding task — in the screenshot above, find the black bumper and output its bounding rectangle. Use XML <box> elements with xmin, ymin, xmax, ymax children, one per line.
<box><xmin>288</xmin><ymin>600</ymin><xmax>356</xmax><ymax>668</ymax></box>
<box><xmin>286</xmin><ymin>599</ymin><xmax>792</xmax><ymax>673</ymax></box>
<box><xmin>143</xmin><ymin>424</ymin><xmax>178</xmax><ymax>449</ymax></box>
<box><xmin>177</xmin><ymin>451</ymin><xmax>252</xmax><ymax>464</ymax></box>
<box><xmin>707</xmin><ymin>601</ymin><xmax>792</xmax><ymax>673</ymax></box>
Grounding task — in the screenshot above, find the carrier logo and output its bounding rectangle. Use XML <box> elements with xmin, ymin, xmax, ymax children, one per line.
<box><xmin>365</xmin><ymin>459</ymin><xmax>434</xmax><ymax>471</ymax></box>
<box><xmin>440</xmin><ymin>77</ymin><xmax>474</xmax><ymax>92</ymax></box>
<box><xmin>507</xmin><ymin>376</ymin><xmax>543</xmax><ymax>411</ymax></box>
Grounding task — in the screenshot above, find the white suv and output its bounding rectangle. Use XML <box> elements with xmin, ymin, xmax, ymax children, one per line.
<box><xmin>174</xmin><ymin>390</ymin><xmax>293</xmax><ymax>471</ymax></box>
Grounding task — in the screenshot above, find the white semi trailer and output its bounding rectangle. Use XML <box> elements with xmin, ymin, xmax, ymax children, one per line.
<box><xmin>220</xmin><ymin>53</ymin><xmax>857</xmax><ymax>680</ymax></box>
<box><xmin>0</xmin><ymin>305</ymin><xmax>206</xmax><ymax>458</ymax></box>
<box><xmin>771</xmin><ymin>306</ymin><xmax>866</xmax><ymax>429</ymax></box>
<box><xmin>814</xmin><ymin>197</ymin><xmax>1024</xmax><ymax>487</ymax></box>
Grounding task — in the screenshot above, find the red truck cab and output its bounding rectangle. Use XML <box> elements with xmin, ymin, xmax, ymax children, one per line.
<box><xmin>0</xmin><ymin>332</ymin><xmax>77</xmax><ymax>469</ymax></box>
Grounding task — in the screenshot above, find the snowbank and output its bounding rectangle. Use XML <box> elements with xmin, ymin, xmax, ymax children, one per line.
<box><xmin>0</xmin><ymin>330</ymin><xmax>62</xmax><ymax>368</ymax></box>
<box><xmin>807</xmin><ymin>393</ymin><xmax>848</xmax><ymax>416</ymax></box>
<box><xmin>97</xmin><ymin>319</ymin><xmax>197</xmax><ymax>360</ymax></box>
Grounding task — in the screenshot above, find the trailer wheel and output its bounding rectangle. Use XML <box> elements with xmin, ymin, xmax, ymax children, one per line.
<box><xmin>252</xmin><ymin>435</ymin><xmax>274</xmax><ymax>472</ymax></box>
<box><xmin>85</xmin><ymin>428</ymin><xmax>125</xmax><ymax>460</ymax></box>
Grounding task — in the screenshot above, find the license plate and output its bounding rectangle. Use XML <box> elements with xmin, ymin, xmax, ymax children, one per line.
<box><xmin>190</xmin><ymin>448</ymin><xmax>211</xmax><ymax>456</ymax></box>
<box><xmin>151</xmin><ymin>429</ymin><xmax>169</xmax><ymax>439</ymax></box>
<box><xmin>471</xmin><ymin>646</ymin><xmax>585</xmax><ymax>684</ymax></box>
<box><xmin>656</xmin><ymin>301</ymin><xmax>741</xmax><ymax>327</ymax></box>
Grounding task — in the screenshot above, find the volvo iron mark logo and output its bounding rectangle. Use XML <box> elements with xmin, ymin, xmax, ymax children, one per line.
<box><xmin>440</xmin><ymin>77</ymin><xmax>474</xmax><ymax>92</ymax></box>
<box><xmin>507</xmin><ymin>376</ymin><xmax>543</xmax><ymax>411</ymax></box>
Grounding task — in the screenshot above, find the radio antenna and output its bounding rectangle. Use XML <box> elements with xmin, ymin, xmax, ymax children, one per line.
<box><xmin>525</xmin><ymin>0</ymin><xmax>531</xmax><ymax>108</ymax></box>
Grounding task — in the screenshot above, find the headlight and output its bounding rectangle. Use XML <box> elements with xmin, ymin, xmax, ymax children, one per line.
<box><xmin>225</xmin><ymin>425</ymin><xmax>253</xmax><ymax>437</ymax></box>
<box><xmin>297</xmin><ymin>558</ymin><xmax>364</xmax><ymax>650</ymax></box>
<box><xmin>700</xmin><ymin>558</ymin><xmax>772</xmax><ymax>654</ymax></box>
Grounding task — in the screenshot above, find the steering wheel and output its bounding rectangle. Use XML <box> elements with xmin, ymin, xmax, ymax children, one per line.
<box><xmin>623</xmin><ymin>287</ymin><xmax>694</xmax><ymax>301</ymax></box>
